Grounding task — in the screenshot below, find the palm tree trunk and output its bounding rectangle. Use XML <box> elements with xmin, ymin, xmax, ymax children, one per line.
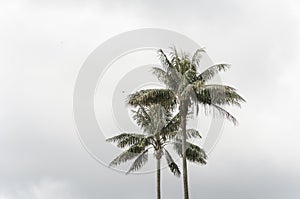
<box><xmin>156</xmin><ymin>158</ymin><xmax>161</xmax><ymax>199</ymax></box>
<box><xmin>180</xmin><ymin>100</ymin><xmax>189</xmax><ymax>199</ymax></box>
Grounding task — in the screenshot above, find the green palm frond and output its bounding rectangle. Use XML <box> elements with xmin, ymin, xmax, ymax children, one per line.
<box><xmin>185</xmin><ymin>143</ymin><xmax>207</xmax><ymax>165</ymax></box>
<box><xmin>198</xmin><ymin>64</ymin><xmax>230</xmax><ymax>82</ymax></box>
<box><xmin>163</xmin><ymin>149</ymin><xmax>181</xmax><ymax>177</ymax></box>
<box><xmin>109</xmin><ymin>144</ymin><xmax>147</xmax><ymax>167</ymax></box>
<box><xmin>152</xmin><ymin>67</ymin><xmax>180</xmax><ymax>91</ymax></box>
<box><xmin>169</xmin><ymin>47</ymin><xmax>181</xmax><ymax>73</ymax></box>
<box><xmin>126</xmin><ymin>149</ymin><xmax>149</xmax><ymax>174</ymax></box>
<box><xmin>184</xmin><ymin>68</ymin><xmax>197</xmax><ymax>84</ymax></box>
<box><xmin>209</xmin><ymin>104</ymin><xmax>238</xmax><ymax>125</ymax></box>
<box><xmin>192</xmin><ymin>48</ymin><xmax>206</xmax><ymax>67</ymax></box>
<box><xmin>132</xmin><ymin>105</ymin><xmax>151</xmax><ymax>128</ymax></box>
<box><xmin>106</xmin><ymin>133</ymin><xmax>146</xmax><ymax>148</ymax></box>
<box><xmin>152</xmin><ymin>67</ymin><xmax>168</xmax><ymax>84</ymax></box>
<box><xmin>160</xmin><ymin>112</ymin><xmax>181</xmax><ymax>139</ymax></box>
<box><xmin>157</xmin><ymin>49</ymin><xmax>174</xmax><ymax>69</ymax></box>
<box><xmin>186</xmin><ymin>129</ymin><xmax>202</xmax><ymax>139</ymax></box>
<box><xmin>173</xmin><ymin>140</ymin><xmax>207</xmax><ymax>165</ymax></box>
<box><xmin>194</xmin><ymin>83</ymin><xmax>245</xmax><ymax>107</ymax></box>
<box><xmin>117</xmin><ymin>137</ymin><xmax>150</xmax><ymax>149</ymax></box>
<box><xmin>175</xmin><ymin>129</ymin><xmax>202</xmax><ymax>139</ymax></box>
<box><xmin>128</xmin><ymin>89</ymin><xmax>177</xmax><ymax>110</ymax></box>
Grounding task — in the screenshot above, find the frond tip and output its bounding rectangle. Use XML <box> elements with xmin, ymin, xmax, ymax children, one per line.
<box><xmin>164</xmin><ymin>149</ymin><xmax>181</xmax><ymax>177</ymax></box>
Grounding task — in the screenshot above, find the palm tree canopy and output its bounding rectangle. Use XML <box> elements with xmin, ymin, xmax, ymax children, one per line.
<box><xmin>128</xmin><ymin>47</ymin><xmax>245</xmax><ymax>125</ymax></box>
<box><xmin>107</xmin><ymin>105</ymin><xmax>182</xmax><ymax>176</ymax></box>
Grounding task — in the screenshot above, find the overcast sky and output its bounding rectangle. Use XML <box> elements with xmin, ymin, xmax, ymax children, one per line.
<box><xmin>1</xmin><ymin>0</ymin><xmax>300</xmax><ymax>198</ymax></box>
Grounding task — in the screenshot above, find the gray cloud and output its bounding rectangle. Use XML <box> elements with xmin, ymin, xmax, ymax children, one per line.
<box><xmin>1</xmin><ymin>0</ymin><xmax>300</xmax><ymax>198</ymax></box>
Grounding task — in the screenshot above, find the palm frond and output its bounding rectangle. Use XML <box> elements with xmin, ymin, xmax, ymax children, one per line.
<box><xmin>209</xmin><ymin>104</ymin><xmax>238</xmax><ymax>125</ymax></box>
<box><xmin>161</xmin><ymin>112</ymin><xmax>181</xmax><ymax>139</ymax></box>
<box><xmin>173</xmin><ymin>140</ymin><xmax>207</xmax><ymax>165</ymax></box>
<box><xmin>126</xmin><ymin>149</ymin><xmax>149</xmax><ymax>174</ymax></box>
<box><xmin>184</xmin><ymin>68</ymin><xmax>197</xmax><ymax>84</ymax></box>
<box><xmin>109</xmin><ymin>144</ymin><xmax>147</xmax><ymax>167</ymax></box>
<box><xmin>163</xmin><ymin>149</ymin><xmax>181</xmax><ymax>177</ymax></box>
<box><xmin>145</xmin><ymin>105</ymin><xmax>170</xmax><ymax>136</ymax></box>
<box><xmin>185</xmin><ymin>143</ymin><xmax>207</xmax><ymax>165</ymax></box>
<box><xmin>198</xmin><ymin>64</ymin><xmax>230</xmax><ymax>82</ymax></box>
<box><xmin>169</xmin><ymin>47</ymin><xmax>181</xmax><ymax>73</ymax></box>
<box><xmin>106</xmin><ymin>133</ymin><xmax>146</xmax><ymax>148</ymax></box>
<box><xmin>128</xmin><ymin>89</ymin><xmax>177</xmax><ymax>110</ymax></box>
<box><xmin>194</xmin><ymin>84</ymin><xmax>245</xmax><ymax>107</ymax></box>
<box><xmin>175</xmin><ymin>129</ymin><xmax>202</xmax><ymax>140</ymax></box>
<box><xmin>186</xmin><ymin>129</ymin><xmax>202</xmax><ymax>139</ymax></box>
<box><xmin>192</xmin><ymin>48</ymin><xmax>206</xmax><ymax>67</ymax></box>
<box><xmin>152</xmin><ymin>67</ymin><xmax>180</xmax><ymax>91</ymax></box>
<box><xmin>152</xmin><ymin>67</ymin><xmax>168</xmax><ymax>83</ymax></box>
<box><xmin>132</xmin><ymin>105</ymin><xmax>151</xmax><ymax>128</ymax></box>
<box><xmin>157</xmin><ymin>49</ymin><xmax>174</xmax><ymax>69</ymax></box>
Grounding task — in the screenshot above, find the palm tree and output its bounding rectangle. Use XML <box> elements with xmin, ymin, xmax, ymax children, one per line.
<box><xmin>107</xmin><ymin>105</ymin><xmax>182</xmax><ymax>199</ymax></box>
<box><xmin>128</xmin><ymin>47</ymin><xmax>245</xmax><ymax>199</ymax></box>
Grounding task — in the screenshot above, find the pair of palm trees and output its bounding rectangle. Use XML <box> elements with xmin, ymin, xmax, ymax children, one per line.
<box><xmin>107</xmin><ymin>47</ymin><xmax>245</xmax><ymax>199</ymax></box>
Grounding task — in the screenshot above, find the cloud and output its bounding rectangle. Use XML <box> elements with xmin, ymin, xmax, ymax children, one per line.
<box><xmin>1</xmin><ymin>0</ymin><xmax>300</xmax><ymax>198</ymax></box>
<box><xmin>0</xmin><ymin>179</ymin><xmax>77</xmax><ymax>199</ymax></box>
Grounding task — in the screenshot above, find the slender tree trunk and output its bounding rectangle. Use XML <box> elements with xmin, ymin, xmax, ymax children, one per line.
<box><xmin>156</xmin><ymin>158</ymin><xmax>161</xmax><ymax>199</ymax></box>
<box><xmin>180</xmin><ymin>100</ymin><xmax>189</xmax><ymax>199</ymax></box>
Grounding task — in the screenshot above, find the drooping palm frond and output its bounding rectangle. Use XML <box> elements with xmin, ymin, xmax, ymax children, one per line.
<box><xmin>209</xmin><ymin>104</ymin><xmax>238</xmax><ymax>125</ymax></box>
<box><xmin>163</xmin><ymin>149</ymin><xmax>181</xmax><ymax>177</ymax></box>
<box><xmin>185</xmin><ymin>143</ymin><xmax>207</xmax><ymax>165</ymax></box>
<box><xmin>197</xmin><ymin>64</ymin><xmax>230</xmax><ymax>82</ymax></box>
<box><xmin>173</xmin><ymin>139</ymin><xmax>207</xmax><ymax>165</ymax></box>
<box><xmin>109</xmin><ymin>144</ymin><xmax>147</xmax><ymax>167</ymax></box>
<box><xmin>193</xmin><ymin>83</ymin><xmax>246</xmax><ymax>107</ymax></box>
<box><xmin>126</xmin><ymin>149</ymin><xmax>149</xmax><ymax>174</ymax></box>
<box><xmin>128</xmin><ymin>89</ymin><xmax>177</xmax><ymax>110</ymax></box>
<box><xmin>192</xmin><ymin>48</ymin><xmax>206</xmax><ymax>67</ymax></box>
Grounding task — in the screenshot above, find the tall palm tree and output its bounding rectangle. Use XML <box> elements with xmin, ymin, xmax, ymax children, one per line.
<box><xmin>107</xmin><ymin>105</ymin><xmax>180</xmax><ymax>199</ymax></box>
<box><xmin>128</xmin><ymin>47</ymin><xmax>245</xmax><ymax>199</ymax></box>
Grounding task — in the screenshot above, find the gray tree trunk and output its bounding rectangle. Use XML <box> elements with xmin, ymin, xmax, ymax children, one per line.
<box><xmin>157</xmin><ymin>158</ymin><xmax>161</xmax><ymax>199</ymax></box>
<box><xmin>180</xmin><ymin>100</ymin><xmax>189</xmax><ymax>199</ymax></box>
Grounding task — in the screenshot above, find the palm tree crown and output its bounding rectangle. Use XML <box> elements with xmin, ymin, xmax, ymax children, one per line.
<box><xmin>107</xmin><ymin>105</ymin><xmax>182</xmax><ymax>175</ymax></box>
<box><xmin>128</xmin><ymin>47</ymin><xmax>245</xmax><ymax>123</ymax></box>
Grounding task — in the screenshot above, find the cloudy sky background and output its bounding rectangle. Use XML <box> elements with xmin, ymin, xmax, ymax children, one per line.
<box><xmin>1</xmin><ymin>0</ymin><xmax>300</xmax><ymax>198</ymax></box>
